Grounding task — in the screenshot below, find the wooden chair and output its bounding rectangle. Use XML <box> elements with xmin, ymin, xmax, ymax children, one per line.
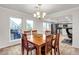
<box><xmin>52</xmin><ymin>33</ymin><xmax>60</xmax><ymax>55</ymax></box>
<box><xmin>45</xmin><ymin>35</ymin><xmax>52</xmax><ymax>55</ymax></box>
<box><xmin>24</xmin><ymin>31</ymin><xmax>31</xmax><ymax>35</ymax></box>
<box><xmin>32</xmin><ymin>30</ymin><xmax>37</xmax><ymax>35</ymax></box>
<box><xmin>21</xmin><ymin>33</ymin><xmax>36</xmax><ymax>55</ymax></box>
<box><xmin>41</xmin><ymin>35</ymin><xmax>52</xmax><ymax>55</ymax></box>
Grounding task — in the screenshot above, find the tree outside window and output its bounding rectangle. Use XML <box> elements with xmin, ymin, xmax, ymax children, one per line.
<box><xmin>10</xmin><ymin>17</ymin><xmax>22</xmax><ymax>40</ymax></box>
<box><xmin>26</xmin><ymin>20</ymin><xmax>33</xmax><ymax>30</ymax></box>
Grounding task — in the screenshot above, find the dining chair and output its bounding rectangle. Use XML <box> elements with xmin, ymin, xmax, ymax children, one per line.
<box><xmin>41</xmin><ymin>35</ymin><xmax>52</xmax><ymax>55</ymax></box>
<box><xmin>21</xmin><ymin>33</ymin><xmax>36</xmax><ymax>55</ymax></box>
<box><xmin>32</xmin><ymin>30</ymin><xmax>37</xmax><ymax>35</ymax></box>
<box><xmin>45</xmin><ymin>35</ymin><xmax>53</xmax><ymax>55</ymax></box>
<box><xmin>52</xmin><ymin>33</ymin><xmax>60</xmax><ymax>55</ymax></box>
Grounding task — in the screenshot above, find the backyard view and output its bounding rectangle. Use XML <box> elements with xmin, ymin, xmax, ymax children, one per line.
<box><xmin>10</xmin><ymin>17</ymin><xmax>22</xmax><ymax>40</ymax></box>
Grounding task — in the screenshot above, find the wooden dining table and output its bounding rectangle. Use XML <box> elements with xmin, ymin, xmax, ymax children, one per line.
<box><xmin>27</xmin><ymin>34</ymin><xmax>55</xmax><ymax>55</ymax></box>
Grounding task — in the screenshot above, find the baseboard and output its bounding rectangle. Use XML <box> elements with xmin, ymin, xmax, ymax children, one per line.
<box><xmin>0</xmin><ymin>43</ymin><xmax>21</xmax><ymax>50</ymax></box>
<box><xmin>72</xmin><ymin>45</ymin><xmax>79</xmax><ymax>48</ymax></box>
<box><xmin>0</xmin><ymin>40</ymin><xmax>21</xmax><ymax>49</ymax></box>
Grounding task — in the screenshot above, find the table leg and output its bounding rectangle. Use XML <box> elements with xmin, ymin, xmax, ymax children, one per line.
<box><xmin>36</xmin><ymin>46</ymin><xmax>41</xmax><ymax>55</ymax></box>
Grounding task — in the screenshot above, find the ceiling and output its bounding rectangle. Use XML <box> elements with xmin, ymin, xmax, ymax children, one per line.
<box><xmin>0</xmin><ymin>4</ymin><xmax>79</xmax><ymax>15</ymax></box>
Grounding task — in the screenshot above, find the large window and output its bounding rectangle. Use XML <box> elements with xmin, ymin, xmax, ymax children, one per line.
<box><xmin>26</xmin><ymin>20</ymin><xmax>33</xmax><ymax>30</ymax></box>
<box><xmin>10</xmin><ymin>17</ymin><xmax>22</xmax><ymax>40</ymax></box>
<box><xmin>43</xmin><ymin>22</ymin><xmax>51</xmax><ymax>31</ymax></box>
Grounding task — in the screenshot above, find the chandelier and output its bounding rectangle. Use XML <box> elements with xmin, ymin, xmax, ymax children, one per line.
<box><xmin>33</xmin><ymin>4</ymin><xmax>46</xmax><ymax>19</ymax></box>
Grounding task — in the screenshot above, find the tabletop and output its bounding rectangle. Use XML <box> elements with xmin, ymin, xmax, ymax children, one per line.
<box><xmin>27</xmin><ymin>34</ymin><xmax>46</xmax><ymax>46</ymax></box>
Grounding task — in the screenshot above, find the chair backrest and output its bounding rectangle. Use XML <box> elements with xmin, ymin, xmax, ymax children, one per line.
<box><xmin>22</xmin><ymin>33</ymin><xmax>28</xmax><ymax>48</ymax></box>
<box><xmin>45</xmin><ymin>35</ymin><xmax>52</xmax><ymax>54</ymax></box>
<box><xmin>32</xmin><ymin>30</ymin><xmax>37</xmax><ymax>35</ymax></box>
<box><xmin>24</xmin><ymin>31</ymin><xmax>31</xmax><ymax>35</ymax></box>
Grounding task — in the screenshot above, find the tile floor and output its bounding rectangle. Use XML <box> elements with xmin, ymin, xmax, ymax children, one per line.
<box><xmin>0</xmin><ymin>35</ymin><xmax>79</xmax><ymax>55</ymax></box>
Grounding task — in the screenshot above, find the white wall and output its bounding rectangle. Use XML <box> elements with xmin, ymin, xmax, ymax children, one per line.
<box><xmin>0</xmin><ymin>6</ymin><xmax>35</xmax><ymax>48</ymax></box>
<box><xmin>34</xmin><ymin>20</ymin><xmax>43</xmax><ymax>34</ymax></box>
<box><xmin>48</xmin><ymin>7</ymin><xmax>79</xmax><ymax>48</ymax></box>
<box><xmin>72</xmin><ymin>13</ymin><xmax>79</xmax><ymax>48</ymax></box>
<box><xmin>33</xmin><ymin>19</ymin><xmax>53</xmax><ymax>34</ymax></box>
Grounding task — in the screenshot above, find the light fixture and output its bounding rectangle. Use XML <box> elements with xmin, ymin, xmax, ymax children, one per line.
<box><xmin>33</xmin><ymin>4</ymin><xmax>46</xmax><ymax>19</ymax></box>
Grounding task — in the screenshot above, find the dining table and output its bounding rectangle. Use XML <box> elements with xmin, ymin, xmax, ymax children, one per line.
<box><xmin>27</xmin><ymin>34</ymin><xmax>56</xmax><ymax>55</ymax></box>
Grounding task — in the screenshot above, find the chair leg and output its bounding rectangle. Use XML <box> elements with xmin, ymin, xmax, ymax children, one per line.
<box><xmin>35</xmin><ymin>49</ymin><xmax>37</xmax><ymax>55</ymax></box>
<box><xmin>27</xmin><ymin>49</ymin><xmax>29</xmax><ymax>55</ymax></box>
<box><xmin>57</xmin><ymin>46</ymin><xmax>60</xmax><ymax>55</ymax></box>
<box><xmin>22</xmin><ymin>46</ymin><xmax>24</xmax><ymax>55</ymax></box>
<box><xmin>54</xmin><ymin>48</ymin><xmax>56</xmax><ymax>55</ymax></box>
<box><xmin>50</xmin><ymin>49</ymin><xmax>52</xmax><ymax>55</ymax></box>
<box><xmin>31</xmin><ymin>50</ymin><xmax>32</xmax><ymax>55</ymax></box>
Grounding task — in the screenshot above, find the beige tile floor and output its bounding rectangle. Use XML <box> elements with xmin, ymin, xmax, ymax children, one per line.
<box><xmin>0</xmin><ymin>35</ymin><xmax>79</xmax><ymax>55</ymax></box>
